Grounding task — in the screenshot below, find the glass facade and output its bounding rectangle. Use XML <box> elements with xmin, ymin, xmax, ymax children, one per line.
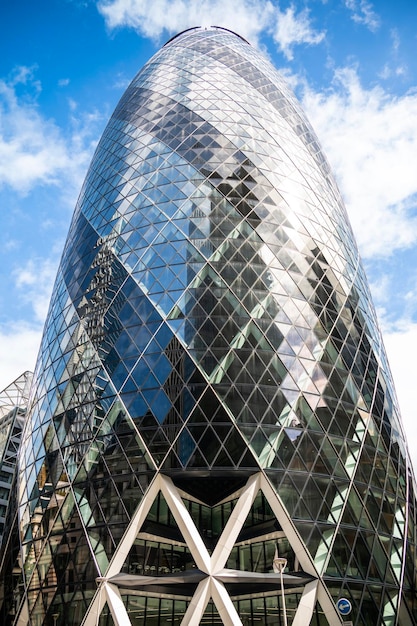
<box><xmin>3</xmin><ymin>26</ymin><xmax>416</xmax><ymax>626</ymax></box>
<box><xmin>0</xmin><ymin>372</ymin><xmax>32</xmax><ymax>546</ymax></box>
<box><xmin>0</xmin><ymin>372</ymin><xmax>32</xmax><ymax>620</ymax></box>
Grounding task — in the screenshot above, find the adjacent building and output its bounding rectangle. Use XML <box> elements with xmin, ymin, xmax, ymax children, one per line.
<box><xmin>0</xmin><ymin>372</ymin><xmax>32</xmax><ymax>546</ymax></box>
<box><xmin>2</xmin><ymin>26</ymin><xmax>416</xmax><ymax>626</ymax></box>
<box><xmin>0</xmin><ymin>372</ymin><xmax>32</xmax><ymax>619</ymax></box>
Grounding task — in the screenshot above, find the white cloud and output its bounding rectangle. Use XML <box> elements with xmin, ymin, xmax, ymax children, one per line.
<box><xmin>0</xmin><ymin>77</ymin><xmax>66</xmax><ymax>191</ymax></box>
<box><xmin>3</xmin><ymin>238</ymin><xmax>19</xmax><ymax>252</ymax></box>
<box><xmin>345</xmin><ymin>0</ymin><xmax>380</xmax><ymax>32</ymax></box>
<box><xmin>0</xmin><ymin>257</ymin><xmax>59</xmax><ymax>393</ymax></box>
<box><xmin>97</xmin><ymin>0</ymin><xmax>324</xmax><ymax>59</ymax></box>
<box><xmin>301</xmin><ymin>67</ymin><xmax>417</xmax><ymax>258</ymax></box>
<box><xmin>0</xmin><ymin>323</ymin><xmax>41</xmax><ymax>393</ymax></box>
<box><xmin>9</xmin><ymin>65</ymin><xmax>42</xmax><ymax>93</ymax></box>
<box><xmin>13</xmin><ymin>257</ymin><xmax>57</xmax><ymax>323</ymax></box>
<box><xmin>378</xmin><ymin>29</ymin><xmax>407</xmax><ymax>80</ymax></box>
<box><xmin>384</xmin><ymin>322</ymin><xmax>417</xmax><ymax>474</ymax></box>
<box><xmin>390</xmin><ymin>27</ymin><xmax>400</xmax><ymax>53</ymax></box>
<box><xmin>0</xmin><ymin>68</ymin><xmax>101</xmax><ymax>195</ymax></box>
<box><xmin>368</xmin><ymin>273</ymin><xmax>391</xmax><ymax>305</ymax></box>
<box><xmin>98</xmin><ymin>0</ymin><xmax>268</xmax><ymax>42</ymax></box>
<box><xmin>271</xmin><ymin>5</ymin><xmax>325</xmax><ymax>60</ymax></box>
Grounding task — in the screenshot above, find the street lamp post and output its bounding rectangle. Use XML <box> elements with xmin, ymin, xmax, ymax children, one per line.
<box><xmin>273</xmin><ymin>556</ymin><xmax>288</xmax><ymax>626</ymax></box>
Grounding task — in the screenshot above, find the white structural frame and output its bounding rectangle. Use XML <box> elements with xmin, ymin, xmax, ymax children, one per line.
<box><xmin>81</xmin><ymin>472</ymin><xmax>343</xmax><ymax>626</ymax></box>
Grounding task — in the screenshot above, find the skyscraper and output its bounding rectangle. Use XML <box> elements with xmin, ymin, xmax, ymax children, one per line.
<box><xmin>5</xmin><ymin>26</ymin><xmax>416</xmax><ymax>626</ymax></box>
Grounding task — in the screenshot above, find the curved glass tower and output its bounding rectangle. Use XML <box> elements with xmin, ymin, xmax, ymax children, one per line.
<box><xmin>9</xmin><ymin>26</ymin><xmax>417</xmax><ymax>626</ymax></box>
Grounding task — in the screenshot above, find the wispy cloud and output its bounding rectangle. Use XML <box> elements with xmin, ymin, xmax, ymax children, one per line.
<box><xmin>345</xmin><ymin>0</ymin><xmax>380</xmax><ymax>32</ymax></box>
<box><xmin>378</xmin><ymin>28</ymin><xmax>407</xmax><ymax>81</ymax></box>
<box><xmin>271</xmin><ymin>5</ymin><xmax>324</xmax><ymax>60</ymax></box>
<box><xmin>301</xmin><ymin>67</ymin><xmax>417</xmax><ymax>258</ymax></box>
<box><xmin>13</xmin><ymin>257</ymin><xmax>57</xmax><ymax>323</ymax></box>
<box><xmin>0</xmin><ymin>67</ymin><xmax>101</xmax><ymax>195</ymax></box>
<box><xmin>97</xmin><ymin>0</ymin><xmax>325</xmax><ymax>59</ymax></box>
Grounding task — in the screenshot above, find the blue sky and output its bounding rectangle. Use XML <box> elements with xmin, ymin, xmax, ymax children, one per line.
<box><xmin>1</xmin><ymin>0</ymin><xmax>417</xmax><ymax>467</ymax></box>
